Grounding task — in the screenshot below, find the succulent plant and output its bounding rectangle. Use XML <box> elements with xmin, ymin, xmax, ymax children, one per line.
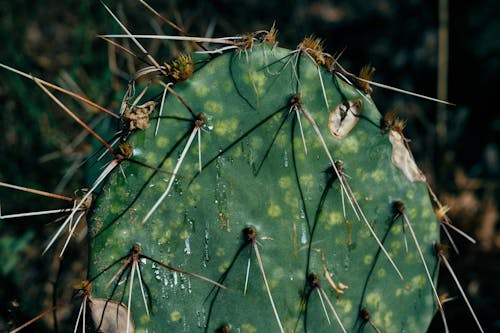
<box><xmin>1</xmin><ymin>3</ymin><xmax>485</xmax><ymax>333</ymax></box>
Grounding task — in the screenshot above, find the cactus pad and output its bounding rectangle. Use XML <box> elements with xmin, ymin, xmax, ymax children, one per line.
<box><xmin>87</xmin><ymin>42</ymin><xmax>440</xmax><ymax>332</ymax></box>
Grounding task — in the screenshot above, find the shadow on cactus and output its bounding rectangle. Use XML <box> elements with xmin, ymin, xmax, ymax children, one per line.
<box><xmin>1</xmin><ymin>2</ymin><xmax>484</xmax><ymax>333</ymax></box>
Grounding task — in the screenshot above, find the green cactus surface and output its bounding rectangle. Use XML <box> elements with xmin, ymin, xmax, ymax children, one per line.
<box><xmin>87</xmin><ymin>41</ymin><xmax>440</xmax><ymax>332</ymax></box>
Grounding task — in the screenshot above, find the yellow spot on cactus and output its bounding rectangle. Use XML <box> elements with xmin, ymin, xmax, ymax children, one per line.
<box><xmin>214</xmin><ymin>118</ymin><xmax>239</xmax><ymax>136</ymax></box>
<box><xmin>170</xmin><ymin>310</ymin><xmax>182</xmax><ymax>322</ymax></box>
<box><xmin>421</xmin><ymin>207</ymin><xmax>433</xmax><ymax>219</ymax></box>
<box><xmin>189</xmin><ymin>183</ymin><xmax>202</xmax><ymax>194</ymax></box>
<box><xmin>145</xmin><ymin>152</ymin><xmax>157</xmax><ymax>165</ymax></box>
<box><xmin>390</xmin><ymin>241</ymin><xmax>402</xmax><ymax>252</ymax></box>
<box><xmin>371</xmin><ymin>169</ymin><xmax>386</xmax><ymax>183</ymax></box>
<box><xmin>303</xmin><ymin>66</ymin><xmax>316</xmax><ymax>80</ymax></box>
<box><xmin>160</xmin><ymin>229</ymin><xmax>172</xmax><ymax>243</ymax></box>
<box><xmin>283</xmin><ymin>191</ymin><xmax>295</xmax><ymax>207</ymax></box>
<box><xmin>406</xmin><ymin>190</ymin><xmax>415</xmax><ymax>200</ymax></box>
<box><xmin>391</xmin><ymin>224</ymin><xmax>402</xmax><ymax>235</ymax></box>
<box><xmin>241</xmin><ymin>323</ymin><xmax>257</xmax><ymax>333</ymax></box>
<box><xmin>140</xmin><ymin>313</ymin><xmax>151</xmax><ymax>325</ymax></box>
<box><xmin>366</xmin><ymin>292</ymin><xmax>382</xmax><ymax>308</ymax></box>
<box><xmin>364</xmin><ymin>254</ymin><xmax>374</xmax><ymax>265</ymax></box>
<box><xmin>278</xmin><ymin>176</ymin><xmax>292</xmax><ymax>189</ymax></box>
<box><xmin>358</xmin><ymin>228</ymin><xmax>370</xmax><ymax>239</ymax></box>
<box><xmin>327</xmin><ymin>212</ymin><xmax>342</xmax><ymax>228</ymax></box>
<box><xmin>377</xmin><ymin>268</ymin><xmax>387</xmax><ymax>278</ymax></box>
<box><xmin>404</xmin><ymin>252</ymin><xmax>416</xmax><ymax>263</ymax></box>
<box><xmin>408</xmin><ymin>207</ymin><xmax>418</xmax><ymax>219</ymax></box>
<box><xmin>338</xmin><ymin>299</ymin><xmax>353</xmax><ymax>314</ymax></box>
<box><xmin>383</xmin><ymin>311</ymin><xmax>394</xmax><ymax>328</ymax></box>
<box><xmin>218</xmin><ymin>261</ymin><xmax>230</xmax><ymax>273</ymax></box>
<box><xmin>233</xmin><ymin>145</ymin><xmax>242</xmax><ymax>158</ymax></box>
<box><xmin>338</xmin><ymin>136</ymin><xmax>359</xmax><ymax>154</ymax></box>
<box><xmin>156</xmin><ymin>136</ymin><xmax>169</xmax><ymax>149</ymax></box>
<box><xmin>268</xmin><ymin>201</ymin><xmax>282</xmax><ymax>217</ymax></box>
<box><xmin>204</xmin><ymin>100</ymin><xmax>223</xmax><ymax>114</ymax></box>
<box><xmin>299</xmin><ymin>174</ymin><xmax>314</xmax><ymax>188</ymax></box>
<box><xmin>179</xmin><ymin>230</ymin><xmax>189</xmax><ymax>239</ymax></box>
<box><xmin>270</xmin><ymin>267</ymin><xmax>284</xmax><ymax>288</ymax></box>
<box><xmin>275</xmin><ymin>132</ymin><xmax>288</xmax><ymax>147</ymax></box>
<box><xmin>194</xmin><ymin>83</ymin><xmax>209</xmax><ymax>97</ymax></box>
<box><xmin>395</xmin><ymin>287</ymin><xmax>403</xmax><ymax>297</ymax></box>
<box><xmin>163</xmin><ymin>159</ymin><xmax>174</xmax><ymax>171</ymax></box>
<box><xmin>410</xmin><ymin>274</ymin><xmax>426</xmax><ymax>289</ymax></box>
<box><xmin>216</xmin><ymin>247</ymin><xmax>225</xmax><ymax>256</ymax></box>
<box><xmin>246</xmin><ymin>71</ymin><xmax>267</xmax><ymax>96</ymax></box>
<box><xmin>428</xmin><ymin>220</ymin><xmax>438</xmax><ymax>233</ymax></box>
<box><xmin>223</xmin><ymin>81</ymin><xmax>233</xmax><ymax>93</ymax></box>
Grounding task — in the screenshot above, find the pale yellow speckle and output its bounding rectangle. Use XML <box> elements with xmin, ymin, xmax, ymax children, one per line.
<box><xmin>364</xmin><ymin>254</ymin><xmax>374</xmax><ymax>265</ymax></box>
<box><xmin>391</xmin><ymin>224</ymin><xmax>402</xmax><ymax>235</ymax></box>
<box><xmin>377</xmin><ymin>268</ymin><xmax>387</xmax><ymax>278</ymax></box>
<box><xmin>410</xmin><ymin>274</ymin><xmax>426</xmax><ymax>289</ymax></box>
<box><xmin>338</xmin><ymin>299</ymin><xmax>353</xmax><ymax>314</ymax></box>
<box><xmin>145</xmin><ymin>152</ymin><xmax>157</xmax><ymax>165</ymax></box>
<box><xmin>250</xmin><ymin>136</ymin><xmax>263</xmax><ymax>150</ymax></box>
<box><xmin>163</xmin><ymin>159</ymin><xmax>174</xmax><ymax>171</ymax></box>
<box><xmin>268</xmin><ymin>201</ymin><xmax>282</xmax><ymax>217</ymax></box>
<box><xmin>371</xmin><ymin>169</ymin><xmax>386</xmax><ymax>183</ymax></box>
<box><xmin>279</xmin><ymin>176</ymin><xmax>292</xmax><ymax>189</ymax></box>
<box><xmin>299</xmin><ymin>174</ymin><xmax>314</xmax><ymax>189</ymax></box>
<box><xmin>223</xmin><ymin>81</ymin><xmax>233</xmax><ymax>93</ymax></box>
<box><xmin>327</xmin><ymin>211</ymin><xmax>343</xmax><ymax>228</ymax></box>
<box><xmin>303</xmin><ymin>65</ymin><xmax>316</xmax><ymax>80</ymax></box>
<box><xmin>406</xmin><ymin>190</ymin><xmax>415</xmax><ymax>200</ymax></box>
<box><xmin>404</xmin><ymin>252</ymin><xmax>416</xmax><ymax>263</ymax></box>
<box><xmin>241</xmin><ymin>323</ymin><xmax>257</xmax><ymax>333</ymax></box>
<box><xmin>189</xmin><ymin>183</ymin><xmax>202</xmax><ymax>194</ymax></box>
<box><xmin>216</xmin><ymin>247</ymin><xmax>225</xmax><ymax>256</ymax></box>
<box><xmin>283</xmin><ymin>191</ymin><xmax>295</xmax><ymax>207</ymax></box>
<box><xmin>214</xmin><ymin>118</ymin><xmax>239</xmax><ymax>136</ymax></box>
<box><xmin>421</xmin><ymin>207</ymin><xmax>433</xmax><ymax>219</ymax></box>
<box><xmin>194</xmin><ymin>83</ymin><xmax>210</xmax><ymax>97</ymax></box>
<box><xmin>358</xmin><ymin>228</ymin><xmax>370</xmax><ymax>239</ymax></box>
<box><xmin>218</xmin><ymin>261</ymin><xmax>230</xmax><ymax>273</ymax></box>
<box><xmin>383</xmin><ymin>310</ymin><xmax>394</xmax><ymax>328</ymax></box>
<box><xmin>337</xmin><ymin>135</ymin><xmax>359</xmax><ymax>154</ymax></box>
<box><xmin>140</xmin><ymin>313</ymin><xmax>151</xmax><ymax>325</ymax></box>
<box><xmin>390</xmin><ymin>241</ymin><xmax>402</xmax><ymax>253</ymax></box>
<box><xmin>408</xmin><ymin>207</ymin><xmax>418</xmax><ymax>219</ymax></box>
<box><xmin>275</xmin><ymin>132</ymin><xmax>288</xmax><ymax>147</ymax></box>
<box><xmin>233</xmin><ymin>145</ymin><xmax>243</xmax><ymax>158</ymax></box>
<box><xmin>366</xmin><ymin>292</ymin><xmax>382</xmax><ymax>308</ymax></box>
<box><xmin>204</xmin><ymin>100</ymin><xmax>223</xmax><ymax>114</ymax></box>
<box><xmin>246</xmin><ymin>70</ymin><xmax>267</xmax><ymax>96</ymax></box>
<box><xmin>427</xmin><ymin>220</ymin><xmax>438</xmax><ymax>233</ymax></box>
<box><xmin>179</xmin><ymin>230</ymin><xmax>189</xmax><ymax>239</ymax></box>
<box><xmin>270</xmin><ymin>267</ymin><xmax>284</xmax><ymax>289</ymax></box>
<box><xmin>156</xmin><ymin>136</ymin><xmax>169</xmax><ymax>149</ymax></box>
<box><xmin>158</xmin><ymin>229</ymin><xmax>172</xmax><ymax>244</ymax></box>
<box><xmin>170</xmin><ymin>310</ymin><xmax>182</xmax><ymax>322</ymax></box>
<box><xmin>354</xmin><ymin>168</ymin><xmax>364</xmax><ymax>178</ymax></box>
<box><xmin>395</xmin><ymin>287</ymin><xmax>403</xmax><ymax>297</ymax></box>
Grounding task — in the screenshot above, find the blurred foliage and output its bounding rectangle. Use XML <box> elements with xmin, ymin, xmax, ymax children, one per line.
<box><xmin>0</xmin><ymin>0</ymin><xmax>498</xmax><ymax>332</ymax></box>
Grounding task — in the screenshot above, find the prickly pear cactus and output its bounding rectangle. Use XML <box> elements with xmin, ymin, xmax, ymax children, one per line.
<box><xmin>87</xmin><ymin>39</ymin><xmax>441</xmax><ymax>333</ymax></box>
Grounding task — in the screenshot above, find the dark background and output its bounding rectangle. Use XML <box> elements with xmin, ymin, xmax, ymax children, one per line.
<box><xmin>0</xmin><ymin>0</ymin><xmax>498</xmax><ymax>332</ymax></box>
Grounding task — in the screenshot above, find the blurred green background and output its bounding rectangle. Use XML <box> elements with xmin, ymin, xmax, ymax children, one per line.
<box><xmin>0</xmin><ymin>0</ymin><xmax>498</xmax><ymax>332</ymax></box>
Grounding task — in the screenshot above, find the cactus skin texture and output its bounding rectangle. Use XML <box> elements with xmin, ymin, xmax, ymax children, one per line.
<box><xmin>88</xmin><ymin>42</ymin><xmax>440</xmax><ymax>332</ymax></box>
